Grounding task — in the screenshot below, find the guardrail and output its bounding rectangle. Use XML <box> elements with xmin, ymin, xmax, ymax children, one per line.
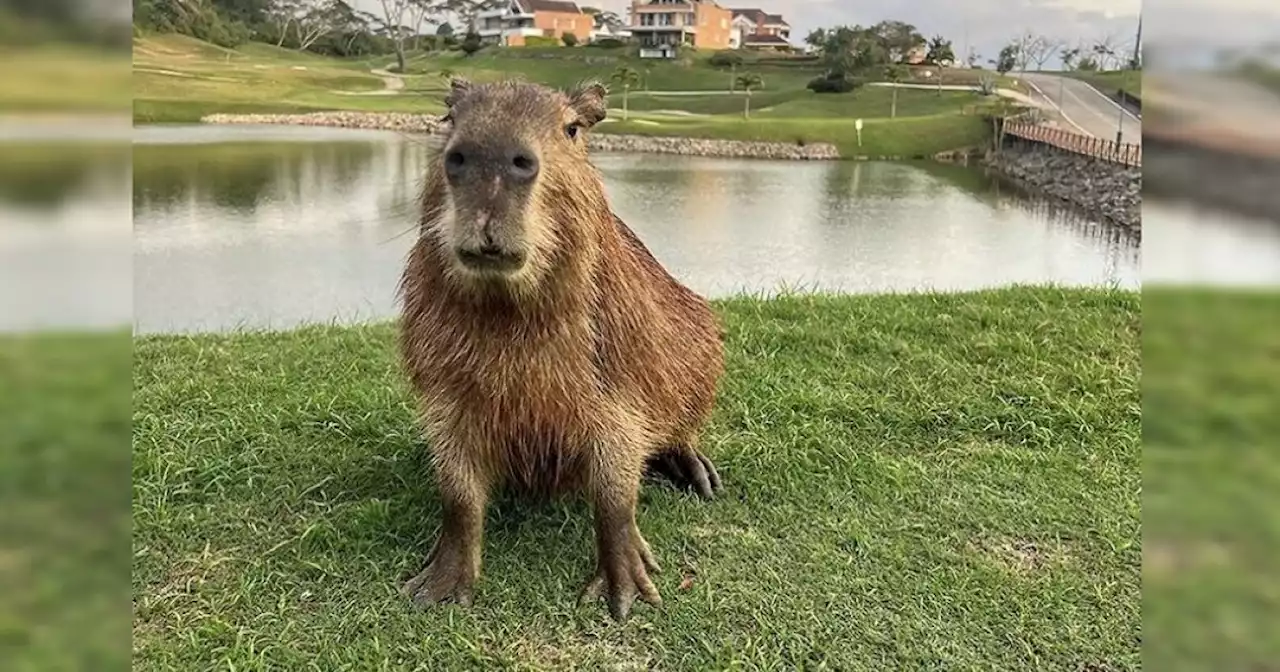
<box><xmin>1003</xmin><ymin>121</ymin><xmax>1142</xmax><ymax>167</ymax></box>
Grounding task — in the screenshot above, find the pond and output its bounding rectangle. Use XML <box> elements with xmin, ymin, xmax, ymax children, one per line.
<box><xmin>4</xmin><ymin>124</ymin><xmax>1147</xmax><ymax>334</ymax></box>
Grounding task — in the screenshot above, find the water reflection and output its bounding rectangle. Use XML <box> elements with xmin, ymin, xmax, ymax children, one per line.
<box><xmin>0</xmin><ymin>141</ymin><xmax>131</xmax><ymax>332</ymax></box>
<box><xmin>125</xmin><ymin>125</ymin><xmax>1144</xmax><ymax>334</ymax></box>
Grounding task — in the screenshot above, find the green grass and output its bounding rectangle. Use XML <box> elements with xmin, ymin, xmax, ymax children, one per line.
<box><xmin>1065</xmin><ymin>70</ymin><xmax>1141</xmax><ymax>97</ymax></box>
<box><xmin>1</xmin><ymin>331</ymin><xmax>132</xmax><ymax>671</ymax></box>
<box><xmin>601</xmin><ymin>113</ymin><xmax>992</xmax><ymax>158</ymax></box>
<box><xmin>131</xmin><ymin>34</ymin><xmax>997</xmax><ymax>157</ymax></box>
<box><xmin>403</xmin><ymin>48</ymin><xmax>823</xmax><ymax>92</ymax></box>
<box><xmin>132</xmin><ymin>287</ymin><xmax>1141</xmax><ymax>670</ymax></box>
<box><xmin>1143</xmin><ymin>287</ymin><xmax>1280</xmax><ymax>670</ymax></box>
<box><xmin>613</xmin><ymin>88</ymin><xmax>982</xmax><ymax>119</ymax></box>
<box><xmin>0</xmin><ymin>43</ymin><xmax>131</xmax><ymax>112</ymax></box>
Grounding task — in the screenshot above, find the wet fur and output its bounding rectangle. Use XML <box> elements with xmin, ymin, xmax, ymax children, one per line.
<box><xmin>398</xmin><ymin>82</ymin><xmax>724</xmax><ymax>500</ymax></box>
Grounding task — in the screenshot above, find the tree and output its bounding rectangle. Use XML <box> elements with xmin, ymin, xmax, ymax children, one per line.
<box><xmin>871</xmin><ymin>20</ymin><xmax>925</xmax><ymax>63</ymax></box>
<box><xmin>296</xmin><ymin>0</ymin><xmax>347</xmax><ymax>52</ymax></box>
<box><xmin>883</xmin><ymin>64</ymin><xmax>907</xmax><ymax>117</ymax></box>
<box><xmin>804</xmin><ymin>28</ymin><xmax>827</xmax><ymax>52</ymax></box>
<box><xmin>460</xmin><ymin>29</ymin><xmax>481</xmax><ymax>55</ymax></box>
<box><xmin>993</xmin><ymin>42</ymin><xmax>1019</xmax><ymax>74</ymax></box>
<box><xmin>1022</xmin><ymin>34</ymin><xmax>1059</xmax><ymax>70</ymax></box>
<box><xmin>596</xmin><ymin>10</ymin><xmax>622</xmax><ymax>31</ymax></box>
<box><xmin>610</xmin><ymin>65</ymin><xmax>640</xmax><ymax>120</ymax></box>
<box><xmin>404</xmin><ymin>0</ymin><xmax>439</xmax><ymax>51</ymax></box>
<box><xmin>736</xmin><ymin>72</ymin><xmax>762</xmax><ymax>118</ymax></box>
<box><xmin>441</xmin><ymin>0</ymin><xmax>501</xmax><ymax>33</ymax></box>
<box><xmin>561</xmin><ymin>32</ymin><xmax>578</xmax><ymax>47</ymax></box>
<box><xmin>925</xmin><ymin>35</ymin><xmax>954</xmax><ymax>65</ymax></box>
<box><xmin>1092</xmin><ymin>34</ymin><xmax>1119</xmax><ymax>70</ymax></box>
<box><xmin>371</xmin><ymin>0</ymin><xmax>436</xmax><ymax>72</ymax></box>
<box><xmin>1059</xmin><ymin>44</ymin><xmax>1082</xmax><ymax>70</ymax></box>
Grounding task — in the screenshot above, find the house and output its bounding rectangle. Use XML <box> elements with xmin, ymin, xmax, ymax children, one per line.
<box><xmin>476</xmin><ymin>0</ymin><xmax>593</xmax><ymax>47</ymax></box>
<box><xmin>627</xmin><ymin>0</ymin><xmax>733</xmax><ymax>59</ymax></box>
<box><xmin>589</xmin><ymin>13</ymin><xmax>632</xmax><ymax>42</ymax></box>
<box><xmin>741</xmin><ymin>32</ymin><xmax>791</xmax><ymax>52</ymax></box>
<box><xmin>727</xmin><ymin>7</ymin><xmax>792</xmax><ymax>50</ymax></box>
<box><xmin>729</xmin><ymin>8</ymin><xmax>789</xmax><ymax>39</ymax></box>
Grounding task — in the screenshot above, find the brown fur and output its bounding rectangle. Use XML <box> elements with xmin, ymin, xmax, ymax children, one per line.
<box><xmin>397</xmin><ymin>78</ymin><xmax>724</xmax><ymax>619</ymax></box>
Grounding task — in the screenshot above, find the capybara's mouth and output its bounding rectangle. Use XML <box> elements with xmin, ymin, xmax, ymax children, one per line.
<box><xmin>456</xmin><ymin>246</ymin><xmax>527</xmax><ymax>274</ymax></box>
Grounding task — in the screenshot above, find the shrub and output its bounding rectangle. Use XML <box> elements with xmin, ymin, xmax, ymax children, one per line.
<box><xmin>589</xmin><ymin>37</ymin><xmax>626</xmax><ymax>49</ymax></box>
<box><xmin>561</xmin><ymin>32</ymin><xmax>578</xmax><ymax>47</ymax></box>
<box><xmin>460</xmin><ymin>31</ymin><xmax>482</xmax><ymax>56</ymax></box>
<box><xmin>709</xmin><ymin>50</ymin><xmax>744</xmax><ymax>68</ymax></box>
<box><xmin>807</xmin><ymin>72</ymin><xmax>859</xmax><ymax>94</ymax></box>
<box><xmin>524</xmin><ymin>35</ymin><xmax>560</xmax><ymax>47</ymax></box>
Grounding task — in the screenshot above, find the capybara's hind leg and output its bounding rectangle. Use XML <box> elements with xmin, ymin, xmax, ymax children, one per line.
<box><xmin>645</xmin><ymin>442</ymin><xmax>721</xmax><ymax>499</ymax></box>
<box><xmin>403</xmin><ymin>453</ymin><xmax>488</xmax><ymax>608</ymax></box>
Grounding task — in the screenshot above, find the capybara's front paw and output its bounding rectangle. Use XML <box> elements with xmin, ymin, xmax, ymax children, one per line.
<box><xmin>646</xmin><ymin>445</ymin><xmax>722</xmax><ymax>499</ymax></box>
<box><xmin>579</xmin><ymin>528</ymin><xmax>662</xmax><ymax>621</ymax></box>
<box><xmin>401</xmin><ymin>541</ymin><xmax>476</xmax><ymax>608</ymax></box>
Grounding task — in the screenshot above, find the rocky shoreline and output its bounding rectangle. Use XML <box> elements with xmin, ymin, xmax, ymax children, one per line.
<box><xmin>985</xmin><ymin>141</ymin><xmax>1141</xmax><ymax>230</ymax></box>
<box><xmin>198</xmin><ymin>111</ymin><xmax>842</xmax><ymax>161</ymax></box>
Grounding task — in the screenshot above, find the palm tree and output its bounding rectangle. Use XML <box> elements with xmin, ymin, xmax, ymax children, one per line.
<box><xmin>883</xmin><ymin>64</ymin><xmax>908</xmax><ymax>118</ymax></box>
<box><xmin>610</xmin><ymin>66</ymin><xmax>641</xmax><ymax>121</ymax></box>
<box><xmin>736</xmin><ymin>72</ymin><xmax>763</xmax><ymax>118</ymax></box>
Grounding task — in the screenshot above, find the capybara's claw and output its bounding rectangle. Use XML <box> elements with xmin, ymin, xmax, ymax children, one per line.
<box><xmin>402</xmin><ymin>544</ymin><xmax>476</xmax><ymax>608</ymax></box>
<box><xmin>646</xmin><ymin>446</ymin><xmax>723</xmax><ymax>499</ymax></box>
<box><xmin>580</xmin><ymin>530</ymin><xmax>662</xmax><ymax>621</ymax></box>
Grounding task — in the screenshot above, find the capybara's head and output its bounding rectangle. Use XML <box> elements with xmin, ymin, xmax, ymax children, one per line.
<box><xmin>426</xmin><ymin>78</ymin><xmax>610</xmax><ymax>286</ymax></box>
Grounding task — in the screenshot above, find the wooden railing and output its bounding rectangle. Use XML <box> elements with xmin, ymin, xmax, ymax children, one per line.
<box><xmin>1003</xmin><ymin>121</ymin><xmax>1143</xmax><ymax>167</ymax></box>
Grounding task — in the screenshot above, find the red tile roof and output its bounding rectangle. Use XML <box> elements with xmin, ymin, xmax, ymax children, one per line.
<box><xmin>515</xmin><ymin>0</ymin><xmax>581</xmax><ymax>13</ymax></box>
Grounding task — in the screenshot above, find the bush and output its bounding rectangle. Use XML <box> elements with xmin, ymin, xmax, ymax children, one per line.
<box><xmin>589</xmin><ymin>37</ymin><xmax>626</xmax><ymax>49</ymax></box>
<box><xmin>561</xmin><ymin>32</ymin><xmax>578</xmax><ymax>47</ymax></box>
<box><xmin>709</xmin><ymin>50</ymin><xmax>745</xmax><ymax>68</ymax></box>
<box><xmin>524</xmin><ymin>35</ymin><xmax>560</xmax><ymax>47</ymax></box>
<box><xmin>807</xmin><ymin>72</ymin><xmax>859</xmax><ymax>94</ymax></box>
<box><xmin>460</xmin><ymin>31</ymin><xmax>482</xmax><ymax>56</ymax></box>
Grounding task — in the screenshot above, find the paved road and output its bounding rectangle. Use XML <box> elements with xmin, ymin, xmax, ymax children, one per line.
<box><xmin>1143</xmin><ymin>72</ymin><xmax>1280</xmax><ymax>156</ymax></box>
<box><xmin>1017</xmin><ymin>72</ymin><xmax>1142</xmax><ymax>145</ymax></box>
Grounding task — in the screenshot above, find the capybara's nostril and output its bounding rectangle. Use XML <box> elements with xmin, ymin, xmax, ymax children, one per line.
<box><xmin>509</xmin><ymin>152</ymin><xmax>539</xmax><ymax>182</ymax></box>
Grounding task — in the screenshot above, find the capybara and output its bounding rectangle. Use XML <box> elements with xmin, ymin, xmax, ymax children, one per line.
<box><xmin>398</xmin><ymin>78</ymin><xmax>724</xmax><ymax>620</ymax></box>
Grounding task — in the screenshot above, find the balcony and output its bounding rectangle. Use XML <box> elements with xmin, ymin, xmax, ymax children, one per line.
<box><xmin>632</xmin><ymin>3</ymin><xmax>692</xmax><ymax>12</ymax></box>
<box><xmin>629</xmin><ymin>24</ymin><xmax>697</xmax><ymax>33</ymax></box>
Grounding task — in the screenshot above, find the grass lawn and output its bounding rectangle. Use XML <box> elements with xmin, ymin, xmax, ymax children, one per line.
<box><xmin>132</xmin><ymin>287</ymin><xmax>1141</xmax><ymax>670</ymax></box>
<box><xmin>1065</xmin><ymin>70</ymin><xmax>1142</xmax><ymax>97</ymax></box>
<box><xmin>602</xmin><ymin>112</ymin><xmax>991</xmax><ymax>158</ymax></box>
<box><xmin>133</xmin><ymin>34</ymin><xmax>446</xmax><ymax>122</ymax></box>
<box><xmin>0</xmin><ymin>43</ymin><xmax>131</xmax><ymax>113</ymax></box>
<box><xmin>131</xmin><ymin>34</ymin><xmax>998</xmax><ymax>157</ymax></box>
<box><xmin>1142</xmin><ymin>287</ymin><xmax>1280</xmax><ymax>670</ymax></box>
<box><xmin>612</xmin><ymin>88</ymin><xmax>982</xmax><ymax>119</ymax></box>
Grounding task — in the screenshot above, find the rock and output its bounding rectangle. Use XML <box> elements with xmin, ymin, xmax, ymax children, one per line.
<box><xmin>985</xmin><ymin>140</ymin><xmax>1141</xmax><ymax>230</ymax></box>
<box><xmin>199</xmin><ymin>111</ymin><xmax>841</xmax><ymax>161</ymax></box>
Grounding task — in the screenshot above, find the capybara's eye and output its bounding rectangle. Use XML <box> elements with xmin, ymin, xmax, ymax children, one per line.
<box><xmin>565</xmin><ymin>124</ymin><xmax>580</xmax><ymax>140</ymax></box>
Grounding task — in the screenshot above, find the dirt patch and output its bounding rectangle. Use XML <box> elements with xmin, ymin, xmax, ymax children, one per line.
<box><xmin>509</xmin><ymin>633</ymin><xmax>651</xmax><ymax>671</ymax></box>
<box><xmin>970</xmin><ymin>537</ymin><xmax>1071</xmax><ymax>574</ymax></box>
<box><xmin>1144</xmin><ymin>539</ymin><xmax>1231</xmax><ymax>578</ymax></box>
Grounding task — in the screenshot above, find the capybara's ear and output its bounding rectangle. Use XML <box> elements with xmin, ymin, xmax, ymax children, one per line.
<box><xmin>445</xmin><ymin>77</ymin><xmax>473</xmax><ymax>109</ymax></box>
<box><xmin>568</xmin><ymin>80</ymin><xmax>608</xmax><ymax>128</ymax></box>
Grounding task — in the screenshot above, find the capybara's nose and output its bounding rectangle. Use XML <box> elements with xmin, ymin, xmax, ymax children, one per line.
<box><xmin>443</xmin><ymin>142</ymin><xmax>539</xmax><ymax>184</ymax></box>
